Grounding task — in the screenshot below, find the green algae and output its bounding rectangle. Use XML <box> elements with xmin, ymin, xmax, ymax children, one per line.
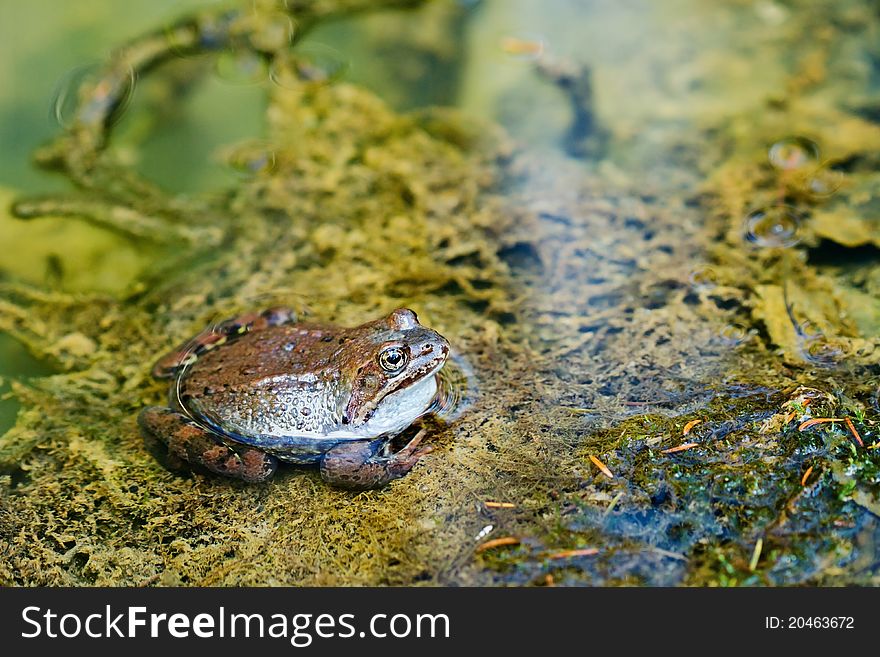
<box><xmin>0</xmin><ymin>188</ymin><xmax>151</xmax><ymax>293</ymax></box>
<box><xmin>0</xmin><ymin>0</ymin><xmax>879</xmax><ymax>587</ymax></box>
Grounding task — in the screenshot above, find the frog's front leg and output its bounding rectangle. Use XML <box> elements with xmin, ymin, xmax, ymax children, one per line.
<box><xmin>151</xmin><ymin>306</ymin><xmax>297</xmax><ymax>378</ymax></box>
<box><xmin>320</xmin><ymin>429</ymin><xmax>432</xmax><ymax>490</ymax></box>
<box><xmin>138</xmin><ymin>406</ymin><xmax>277</xmax><ymax>483</ymax></box>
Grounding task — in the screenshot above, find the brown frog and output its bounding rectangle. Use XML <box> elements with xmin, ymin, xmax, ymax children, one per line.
<box><xmin>138</xmin><ymin>308</ymin><xmax>449</xmax><ymax>489</ymax></box>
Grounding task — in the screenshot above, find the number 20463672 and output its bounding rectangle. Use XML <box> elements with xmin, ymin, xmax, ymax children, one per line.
<box><xmin>765</xmin><ymin>617</ymin><xmax>854</xmax><ymax>629</ymax></box>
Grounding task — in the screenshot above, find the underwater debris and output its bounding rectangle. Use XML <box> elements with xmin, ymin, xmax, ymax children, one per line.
<box><xmin>588</xmin><ymin>455</ymin><xmax>614</xmax><ymax>479</ymax></box>
<box><xmin>748</xmin><ymin>538</ymin><xmax>763</xmax><ymax>572</ymax></box>
<box><xmin>544</xmin><ymin>548</ymin><xmax>599</xmax><ymax>559</ymax></box>
<box><xmin>682</xmin><ymin>419</ymin><xmax>702</xmax><ymax>435</ymax></box>
<box><xmin>798</xmin><ymin>416</ymin><xmax>864</xmax><ymax>447</ymax></box>
<box><xmin>533</xmin><ymin>54</ymin><xmax>608</xmax><ymax>159</ymax></box>
<box><xmin>484</xmin><ymin>501</ymin><xmax>516</xmax><ymax>509</ymax></box>
<box><xmin>661</xmin><ymin>442</ymin><xmax>698</xmax><ymax>454</ymax></box>
<box><xmin>12</xmin><ymin>196</ymin><xmax>221</xmax><ymax>246</ymax></box>
<box><xmin>801</xmin><ymin>465</ymin><xmax>814</xmax><ymax>486</ymax></box>
<box><xmin>798</xmin><ymin>417</ymin><xmax>846</xmax><ymax>430</ymax></box>
<box><xmin>475</xmin><ymin>537</ymin><xmax>520</xmax><ymax>553</ymax></box>
<box><xmin>500</xmin><ymin>36</ymin><xmax>544</xmax><ymax>60</ymax></box>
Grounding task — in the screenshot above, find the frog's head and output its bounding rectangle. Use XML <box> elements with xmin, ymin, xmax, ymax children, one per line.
<box><xmin>342</xmin><ymin>309</ymin><xmax>449</xmax><ymax>433</ymax></box>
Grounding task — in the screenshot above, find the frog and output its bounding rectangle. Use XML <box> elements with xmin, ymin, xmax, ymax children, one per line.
<box><xmin>138</xmin><ymin>307</ymin><xmax>450</xmax><ymax>489</ymax></box>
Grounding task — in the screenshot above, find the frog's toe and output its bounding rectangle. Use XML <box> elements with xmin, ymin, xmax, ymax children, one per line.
<box><xmin>137</xmin><ymin>406</ymin><xmax>277</xmax><ymax>483</ymax></box>
<box><xmin>320</xmin><ymin>436</ymin><xmax>429</xmax><ymax>490</ymax></box>
<box><xmin>394</xmin><ymin>428</ymin><xmax>431</xmax><ymax>459</ymax></box>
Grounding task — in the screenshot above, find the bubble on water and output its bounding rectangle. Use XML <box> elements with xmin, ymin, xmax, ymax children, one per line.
<box><xmin>796</xmin><ymin>320</ymin><xmax>823</xmax><ymax>341</ymax></box>
<box><xmin>742</xmin><ymin>206</ymin><xmax>802</xmax><ymax>248</ymax></box>
<box><xmin>791</xmin><ymin>319</ymin><xmax>848</xmax><ymax>366</ymax></box>
<box><xmin>248</xmin><ymin>11</ymin><xmax>295</xmax><ymax>53</ymax></box>
<box><xmin>801</xmin><ymin>338</ymin><xmax>847</xmax><ymax>366</ymax></box>
<box><xmin>768</xmin><ymin>136</ymin><xmax>820</xmax><ymax>171</ymax></box>
<box><xmin>801</xmin><ymin>167</ymin><xmax>843</xmax><ymax>199</ymax></box>
<box><xmin>215</xmin><ymin>49</ymin><xmax>268</xmax><ymax>85</ymax></box>
<box><xmin>718</xmin><ymin>324</ymin><xmax>751</xmax><ymax>346</ymax></box>
<box><xmin>84</xmin><ymin>68</ymin><xmax>136</xmax><ymax>128</ymax></box>
<box><xmin>225</xmin><ymin>140</ymin><xmax>277</xmax><ymax>177</ymax></box>
<box><xmin>269</xmin><ymin>45</ymin><xmax>349</xmax><ymax>89</ymax></box>
<box><xmin>51</xmin><ymin>63</ymin><xmax>135</xmax><ymax>129</ymax></box>
<box><xmin>164</xmin><ymin>6</ymin><xmax>237</xmax><ymax>56</ymax></box>
<box><xmin>56</xmin><ymin>65</ymin><xmax>135</xmax><ymax>129</ymax></box>
<box><xmin>267</xmin><ymin>59</ymin><xmax>296</xmax><ymax>89</ymax></box>
<box><xmin>52</xmin><ymin>64</ymin><xmax>95</xmax><ymax>127</ymax></box>
<box><xmin>688</xmin><ymin>266</ymin><xmax>719</xmax><ymax>290</ymax></box>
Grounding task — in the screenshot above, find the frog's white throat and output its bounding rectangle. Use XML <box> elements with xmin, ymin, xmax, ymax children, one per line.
<box><xmin>334</xmin><ymin>370</ymin><xmax>440</xmax><ymax>440</ymax></box>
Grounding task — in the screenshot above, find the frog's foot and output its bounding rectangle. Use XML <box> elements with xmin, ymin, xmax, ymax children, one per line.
<box><xmin>320</xmin><ymin>429</ymin><xmax>432</xmax><ymax>490</ymax></box>
<box><xmin>151</xmin><ymin>306</ymin><xmax>297</xmax><ymax>378</ymax></box>
<box><xmin>138</xmin><ymin>406</ymin><xmax>277</xmax><ymax>483</ymax></box>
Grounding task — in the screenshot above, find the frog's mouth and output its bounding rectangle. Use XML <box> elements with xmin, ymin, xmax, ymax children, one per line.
<box><xmin>345</xmin><ymin>355</ymin><xmax>448</xmax><ymax>428</ymax></box>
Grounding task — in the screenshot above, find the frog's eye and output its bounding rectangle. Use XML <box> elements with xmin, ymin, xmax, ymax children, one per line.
<box><xmin>378</xmin><ymin>346</ymin><xmax>408</xmax><ymax>373</ymax></box>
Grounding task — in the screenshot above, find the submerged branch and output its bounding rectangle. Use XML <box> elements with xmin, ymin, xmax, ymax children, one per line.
<box><xmin>12</xmin><ymin>197</ymin><xmax>222</xmax><ymax>246</ymax></box>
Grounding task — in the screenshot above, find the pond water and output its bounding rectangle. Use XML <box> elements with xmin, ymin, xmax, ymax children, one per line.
<box><xmin>0</xmin><ymin>0</ymin><xmax>878</xmax><ymax>586</ymax></box>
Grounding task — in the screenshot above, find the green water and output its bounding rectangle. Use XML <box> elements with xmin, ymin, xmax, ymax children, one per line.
<box><xmin>0</xmin><ymin>0</ymin><xmax>878</xmax><ymax>586</ymax></box>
